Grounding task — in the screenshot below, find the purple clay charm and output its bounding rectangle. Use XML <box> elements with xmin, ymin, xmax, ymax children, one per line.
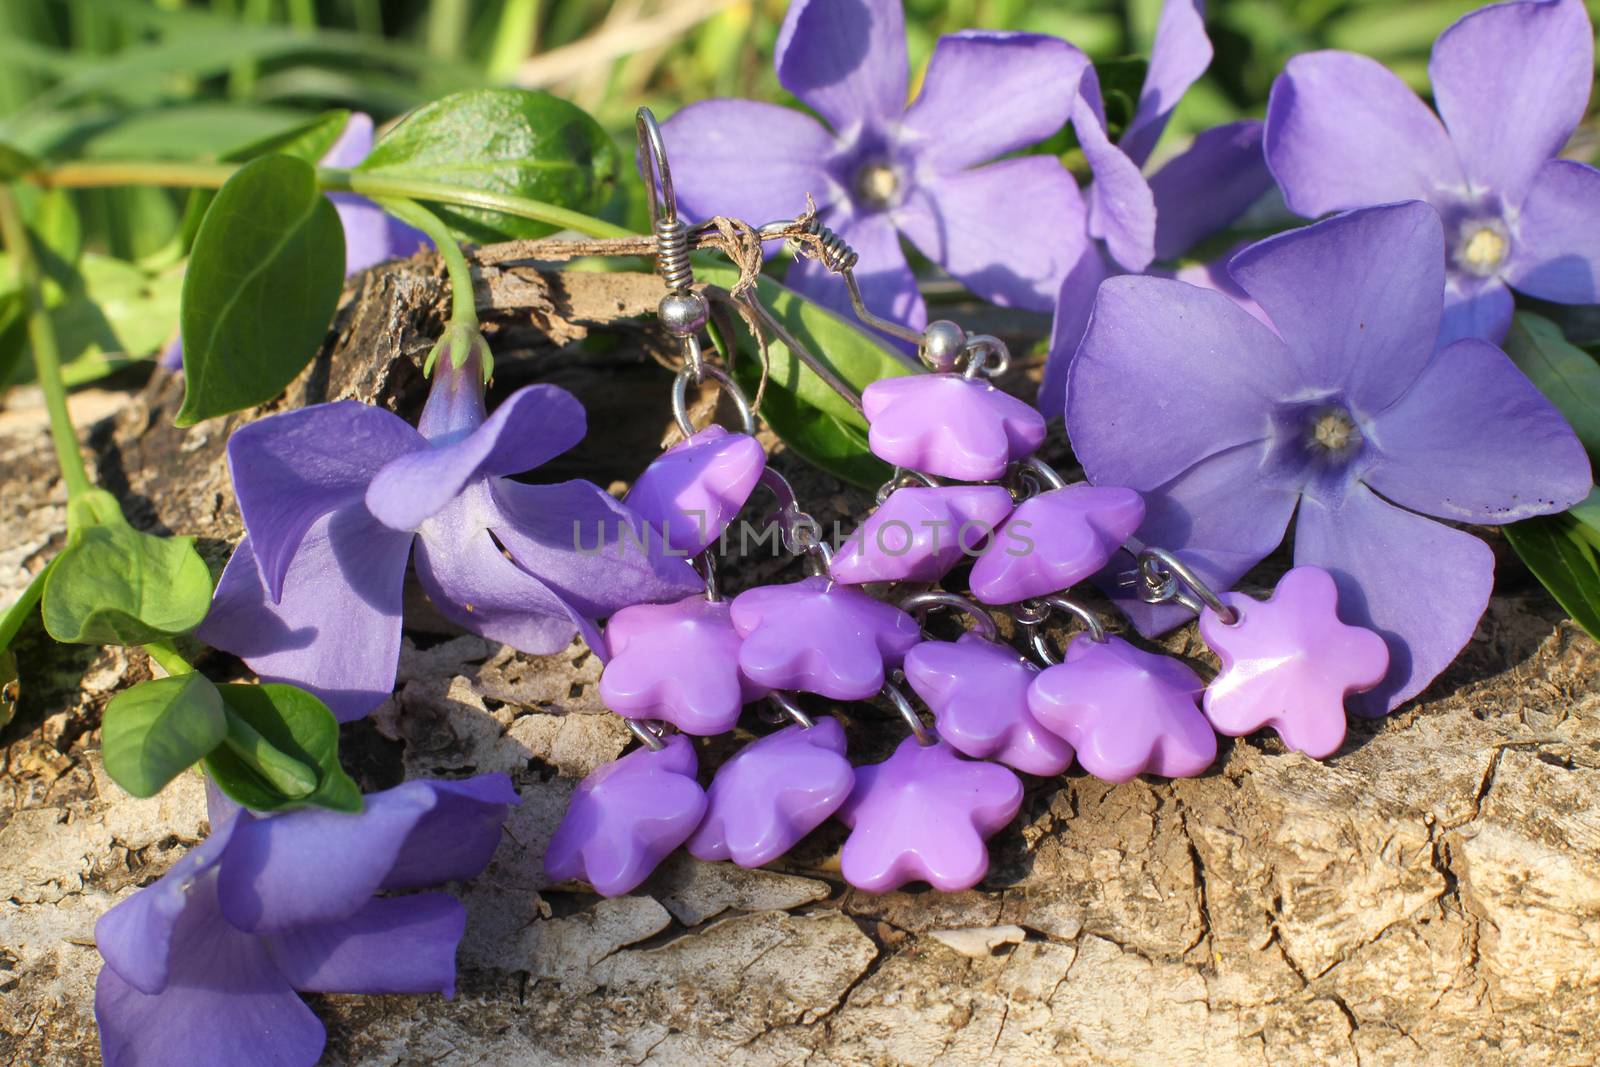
<box><xmin>624</xmin><ymin>426</ymin><xmax>767</xmax><ymax>557</ymax></box>
<box><xmin>836</xmin><ymin>736</ymin><xmax>1024</xmax><ymax>893</ymax></box>
<box><xmin>902</xmin><ymin>634</ymin><xmax>1073</xmax><ymax>776</ymax></box>
<box><xmin>831</xmin><ymin>485</ymin><xmax>1014</xmax><ymax>585</ymax></box>
<box><xmin>1198</xmin><ymin>565</ymin><xmax>1390</xmax><ymax>759</ymax></box>
<box><xmin>1027</xmin><ymin>635</ymin><xmax>1217</xmax><ymax>782</ymax></box>
<box><xmin>544</xmin><ymin>735</ymin><xmax>707</xmax><ymax>897</ymax></box>
<box><xmin>862</xmin><ymin>374</ymin><xmax>1047</xmax><ymax>481</ymax></box>
<box><xmin>600</xmin><ymin>596</ymin><xmax>770</xmax><ymax>735</ymax></box>
<box><xmin>687</xmin><ymin>717</ymin><xmax>856</xmax><ymax>868</ymax></box>
<box><xmin>731</xmin><ymin>576</ymin><xmax>923</xmax><ymax>700</ymax></box>
<box><xmin>970</xmin><ymin>483</ymin><xmax>1145</xmax><ymax>604</ymax></box>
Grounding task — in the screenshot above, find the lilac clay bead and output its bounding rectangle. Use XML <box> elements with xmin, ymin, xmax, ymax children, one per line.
<box><xmin>862</xmin><ymin>374</ymin><xmax>1047</xmax><ymax>481</ymax></box>
<box><xmin>730</xmin><ymin>576</ymin><xmax>923</xmax><ymax>700</ymax></box>
<box><xmin>544</xmin><ymin>734</ymin><xmax>706</xmax><ymax>897</ymax></box>
<box><xmin>1198</xmin><ymin>565</ymin><xmax>1390</xmax><ymax>759</ymax></box>
<box><xmin>836</xmin><ymin>736</ymin><xmax>1023</xmax><ymax>893</ymax></box>
<box><xmin>970</xmin><ymin>483</ymin><xmax>1145</xmax><ymax>604</ymax></box>
<box><xmin>1027</xmin><ymin>635</ymin><xmax>1217</xmax><ymax>782</ymax></box>
<box><xmin>831</xmin><ymin>485</ymin><xmax>1014</xmax><ymax>585</ymax></box>
<box><xmin>687</xmin><ymin>717</ymin><xmax>855</xmax><ymax>868</ymax></box>
<box><xmin>601</xmin><ymin>596</ymin><xmax>771</xmax><ymax>735</ymax></box>
<box><xmin>624</xmin><ymin>426</ymin><xmax>766</xmax><ymax>556</ymax></box>
<box><xmin>902</xmin><ymin>634</ymin><xmax>1073</xmax><ymax>776</ymax></box>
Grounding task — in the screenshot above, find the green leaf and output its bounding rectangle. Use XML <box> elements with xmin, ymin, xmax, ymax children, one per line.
<box><xmin>55</xmin><ymin>256</ymin><xmax>184</xmax><ymax>385</ymax></box>
<box><xmin>1505</xmin><ymin>507</ymin><xmax>1600</xmax><ymax>642</ymax></box>
<box><xmin>1503</xmin><ymin>311</ymin><xmax>1600</xmax><ymax>459</ymax></box>
<box><xmin>1</xmin><ymin>557</ymin><xmax>53</xmax><ymax>653</ymax></box>
<box><xmin>204</xmin><ymin>684</ymin><xmax>362</xmax><ymax>813</ymax></box>
<box><xmin>42</xmin><ymin>506</ymin><xmax>213</xmax><ymax>646</ymax></box>
<box><xmin>358</xmin><ymin>88</ymin><xmax>617</xmax><ymax>243</ymax></box>
<box><xmin>101</xmin><ymin>673</ymin><xmax>227</xmax><ymax>798</ymax></box>
<box><xmin>175</xmin><ymin>154</ymin><xmax>345</xmax><ymax>426</ymax></box>
<box><xmin>0</xmin><ymin>648</ymin><xmax>16</xmax><ymax>730</ymax></box>
<box><xmin>699</xmin><ymin>266</ymin><xmax>912</xmax><ymax>488</ymax></box>
<box><xmin>0</xmin><ymin>142</ymin><xmax>36</xmax><ymax>180</ymax></box>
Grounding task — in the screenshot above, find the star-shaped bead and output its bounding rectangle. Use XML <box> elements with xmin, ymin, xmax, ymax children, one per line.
<box><xmin>1027</xmin><ymin>635</ymin><xmax>1216</xmax><ymax>782</ymax></box>
<box><xmin>623</xmin><ymin>426</ymin><xmax>766</xmax><ymax>556</ymax></box>
<box><xmin>970</xmin><ymin>483</ymin><xmax>1145</xmax><ymax>604</ymax></box>
<box><xmin>862</xmin><ymin>374</ymin><xmax>1047</xmax><ymax>481</ymax></box>
<box><xmin>1198</xmin><ymin>565</ymin><xmax>1390</xmax><ymax>759</ymax></box>
<box><xmin>831</xmin><ymin>485</ymin><xmax>1015</xmax><ymax>585</ymax></box>
<box><xmin>730</xmin><ymin>576</ymin><xmax>923</xmax><ymax>700</ymax></box>
<box><xmin>543</xmin><ymin>735</ymin><xmax>707</xmax><ymax>897</ymax></box>
<box><xmin>836</xmin><ymin>736</ymin><xmax>1023</xmax><ymax>893</ymax></box>
<box><xmin>600</xmin><ymin>596</ymin><xmax>770</xmax><ymax>735</ymax></box>
<box><xmin>902</xmin><ymin>634</ymin><xmax>1073</xmax><ymax>776</ymax></box>
<box><xmin>687</xmin><ymin>717</ymin><xmax>855</xmax><ymax>868</ymax></box>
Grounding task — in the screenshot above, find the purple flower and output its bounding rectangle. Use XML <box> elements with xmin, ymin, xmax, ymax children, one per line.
<box><xmin>1066</xmin><ymin>201</ymin><xmax>1590</xmax><ymax>714</ymax></box>
<box><xmin>662</xmin><ymin>0</ymin><xmax>1088</xmax><ymax>333</ymax></box>
<box><xmin>1264</xmin><ymin>0</ymin><xmax>1600</xmax><ymax>346</ymax></box>
<box><xmin>1038</xmin><ymin>0</ymin><xmax>1275</xmax><ymax>416</ymax></box>
<box><xmin>198</xmin><ymin>348</ymin><xmax>701</xmax><ymax>720</ymax></box>
<box><xmin>161</xmin><ymin>112</ymin><xmax>428</xmax><ymax>369</ymax></box>
<box><xmin>94</xmin><ymin>774</ymin><xmax>518</xmax><ymax>1067</ymax></box>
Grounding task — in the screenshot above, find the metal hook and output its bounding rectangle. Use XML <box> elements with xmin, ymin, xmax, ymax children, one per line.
<box><xmin>635</xmin><ymin>107</ymin><xmax>677</xmax><ymax>230</ymax></box>
<box><xmin>898</xmin><ymin>590</ymin><xmax>1000</xmax><ymax>642</ymax></box>
<box><xmin>1012</xmin><ymin>595</ymin><xmax>1107</xmax><ymax>666</ymax></box>
<box><xmin>1135</xmin><ymin>547</ymin><xmax>1239</xmax><ymax>625</ymax></box>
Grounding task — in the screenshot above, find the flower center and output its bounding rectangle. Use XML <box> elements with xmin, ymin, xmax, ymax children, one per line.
<box><xmin>1455</xmin><ymin>220</ymin><xmax>1510</xmax><ymax>276</ymax></box>
<box><xmin>854</xmin><ymin>162</ymin><xmax>899</xmax><ymax>210</ymax></box>
<box><xmin>1309</xmin><ymin>407</ymin><xmax>1360</xmax><ymax>455</ymax></box>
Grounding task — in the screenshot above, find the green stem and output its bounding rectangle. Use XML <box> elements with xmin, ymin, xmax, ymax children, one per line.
<box><xmin>0</xmin><ymin>184</ymin><xmax>92</xmax><ymax>498</ymax></box>
<box><xmin>378</xmin><ymin>198</ymin><xmax>478</xmax><ymax>328</ymax></box>
<box><xmin>144</xmin><ymin>639</ymin><xmax>191</xmax><ymax>677</ymax></box>
<box><xmin>221</xmin><ymin>708</ymin><xmax>317</xmax><ymax>798</ymax></box>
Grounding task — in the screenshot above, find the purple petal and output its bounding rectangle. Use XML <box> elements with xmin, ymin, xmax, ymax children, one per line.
<box><xmin>367</xmin><ymin>383</ymin><xmax>586</xmax><ymax>532</ymax></box>
<box><xmin>197</xmin><ymin>514</ymin><xmax>411</xmax><ymax>722</ymax></box>
<box><xmin>1038</xmin><ymin>243</ymin><xmax>1113</xmax><ymax>420</ymax></box>
<box><xmin>1120</xmin><ymin>0</ymin><xmax>1213</xmax><ymax>167</ymax></box>
<box><xmin>1074</xmin><ymin>72</ymin><xmax>1156</xmax><ymax>272</ymax></box>
<box><xmin>895</xmin><ymin>155</ymin><xmax>1087</xmax><ymax>312</ymax></box>
<box><xmin>319</xmin><ymin>111</ymin><xmax>374</xmax><ymax>168</ymax></box>
<box><xmin>380</xmin><ymin>774</ymin><xmax>520</xmax><ymax>891</ymax></box>
<box><xmin>784</xmin><ymin>210</ymin><xmax>924</xmax><ymax>332</ymax></box>
<box><xmin>331</xmin><ymin>194</ymin><xmax>429</xmax><ymax>275</ymax></box>
<box><xmin>1429</xmin><ymin>0</ymin><xmax>1594</xmax><ymax>205</ymax></box>
<box><xmin>1264</xmin><ymin>51</ymin><xmax>1462</xmax><ymax>217</ymax></box>
<box><xmin>1228</xmin><ymin>202</ymin><xmax>1444</xmax><ymax>412</ymax></box>
<box><xmin>1172</xmin><ymin>252</ymin><xmax>1272</xmax><ymax>328</ymax></box>
<box><xmin>662</xmin><ymin>100</ymin><xmax>841</xmax><ymax>225</ymax></box>
<box><xmin>1150</xmin><ymin>120</ymin><xmax>1273</xmax><ymax>261</ymax></box>
<box><xmin>1362</xmin><ymin>337</ymin><xmax>1590</xmax><ymax>523</ymax></box>
<box><xmin>95</xmin><ymin>878</ymin><xmax>324</xmax><ymax>1067</ymax></box>
<box><xmin>1067</xmin><ymin>274</ymin><xmax>1296</xmax><ymax>490</ymax></box>
<box><xmin>264</xmin><ymin>894</ymin><xmax>465</xmax><ymax>996</ymax></box>
<box><xmin>900</xmin><ymin>31</ymin><xmax>1086</xmax><ymax>170</ymax></box>
<box><xmin>1439</xmin><ymin>275</ymin><xmax>1514</xmax><ymax>346</ymax></box>
<box><xmin>159</xmin><ymin>336</ymin><xmax>183</xmax><ymax>371</ymax></box>
<box><xmin>225</xmin><ymin>401</ymin><xmax>421</xmax><ymax>601</ymax></box>
<box><xmin>1294</xmin><ymin>483</ymin><xmax>1494</xmax><ymax>715</ymax></box>
<box><xmin>1507</xmin><ymin>159</ymin><xmax>1600</xmax><ymax>304</ymax></box>
<box><xmin>776</xmin><ymin>0</ymin><xmax>906</xmax><ymax>132</ymax></box>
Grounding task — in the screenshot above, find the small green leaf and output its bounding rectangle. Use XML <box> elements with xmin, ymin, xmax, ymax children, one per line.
<box><xmin>1505</xmin><ymin>506</ymin><xmax>1600</xmax><ymax>642</ymax></box>
<box><xmin>358</xmin><ymin>88</ymin><xmax>617</xmax><ymax>242</ymax></box>
<box><xmin>101</xmin><ymin>673</ymin><xmax>227</xmax><ymax>798</ymax></box>
<box><xmin>700</xmin><ymin>267</ymin><xmax>913</xmax><ymax>489</ymax></box>
<box><xmin>204</xmin><ymin>683</ymin><xmax>362</xmax><ymax>813</ymax></box>
<box><xmin>176</xmin><ymin>154</ymin><xmax>345</xmax><ymax>426</ymax></box>
<box><xmin>1</xmin><ymin>557</ymin><xmax>54</xmax><ymax>653</ymax></box>
<box><xmin>42</xmin><ymin>519</ymin><xmax>213</xmax><ymax>646</ymax></box>
<box><xmin>0</xmin><ymin>142</ymin><xmax>37</xmax><ymax>181</ymax></box>
<box><xmin>1503</xmin><ymin>312</ymin><xmax>1600</xmax><ymax>459</ymax></box>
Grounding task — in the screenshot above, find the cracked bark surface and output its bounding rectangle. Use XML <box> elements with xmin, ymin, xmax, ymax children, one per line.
<box><xmin>3</xmin><ymin>249</ymin><xmax>1599</xmax><ymax>1066</ymax></box>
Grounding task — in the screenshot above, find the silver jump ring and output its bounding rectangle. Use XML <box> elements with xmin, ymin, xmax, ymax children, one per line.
<box><xmin>1012</xmin><ymin>595</ymin><xmax>1107</xmax><ymax>666</ymax></box>
<box><xmin>1007</xmin><ymin>455</ymin><xmax>1067</xmax><ymax>499</ymax></box>
<box><xmin>874</xmin><ymin>467</ymin><xmax>938</xmax><ymax>505</ymax></box>
<box><xmin>672</xmin><ymin>361</ymin><xmax>756</xmax><ymax>439</ymax></box>
<box><xmin>767</xmin><ymin>691</ymin><xmax>815</xmax><ymax>730</ymax></box>
<box><xmin>897</xmin><ymin>590</ymin><xmax>999</xmax><ymax>642</ymax></box>
<box><xmin>881</xmin><ymin>680</ymin><xmax>935</xmax><ymax>746</ymax></box>
<box><xmin>960</xmin><ymin>335</ymin><xmax>1010</xmax><ymax>379</ymax></box>
<box><xmin>1137</xmin><ymin>547</ymin><xmax>1239</xmax><ymax>625</ymax></box>
<box><xmin>627</xmin><ymin>718</ymin><xmax>668</xmax><ymax>751</ymax></box>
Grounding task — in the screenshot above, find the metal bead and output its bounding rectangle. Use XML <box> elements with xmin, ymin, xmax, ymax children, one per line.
<box><xmin>658</xmin><ymin>290</ymin><xmax>709</xmax><ymax>336</ymax></box>
<box><xmin>919</xmin><ymin>320</ymin><xmax>967</xmax><ymax>372</ymax></box>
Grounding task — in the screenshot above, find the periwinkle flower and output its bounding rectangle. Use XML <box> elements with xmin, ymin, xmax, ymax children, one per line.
<box><xmin>94</xmin><ymin>775</ymin><xmax>518</xmax><ymax>1067</ymax></box>
<box><xmin>662</xmin><ymin>0</ymin><xmax>1089</xmax><ymax>333</ymax></box>
<box><xmin>199</xmin><ymin>345</ymin><xmax>701</xmax><ymax>721</ymax></box>
<box><xmin>1264</xmin><ymin>0</ymin><xmax>1600</xmax><ymax>345</ymax></box>
<box><xmin>1067</xmin><ymin>201</ymin><xmax>1591</xmax><ymax>714</ymax></box>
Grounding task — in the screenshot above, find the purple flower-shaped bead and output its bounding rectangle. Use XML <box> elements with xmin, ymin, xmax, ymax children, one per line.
<box><xmin>687</xmin><ymin>717</ymin><xmax>856</xmax><ymax>868</ymax></box>
<box><xmin>623</xmin><ymin>426</ymin><xmax>767</xmax><ymax>557</ymax></box>
<box><xmin>94</xmin><ymin>775</ymin><xmax>517</xmax><ymax>1067</ymax></box>
<box><xmin>1199</xmin><ymin>566</ymin><xmax>1390</xmax><ymax>759</ymax></box>
<box><xmin>902</xmin><ymin>634</ymin><xmax>1073</xmax><ymax>776</ymax></box>
<box><xmin>1265</xmin><ymin>0</ymin><xmax>1600</xmax><ymax>344</ymax></box>
<box><xmin>198</xmin><ymin>349</ymin><xmax>700</xmax><ymax>721</ymax></box>
<box><xmin>831</xmin><ymin>485</ymin><xmax>1014</xmax><ymax>585</ymax></box>
<box><xmin>600</xmin><ymin>596</ymin><xmax>770</xmax><ymax>736</ymax></box>
<box><xmin>1067</xmin><ymin>202</ymin><xmax>1590</xmax><ymax>714</ymax></box>
<box><xmin>730</xmin><ymin>576</ymin><xmax>923</xmax><ymax>700</ymax></box>
<box><xmin>836</xmin><ymin>736</ymin><xmax>1023</xmax><ymax>893</ymax></box>
<box><xmin>544</xmin><ymin>735</ymin><xmax>707</xmax><ymax>898</ymax></box>
<box><xmin>862</xmin><ymin>374</ymin><xmax>1046</xmax><ymax>481</ymax></box>
<box><xmin>970</xmin><ymin>483</ymin><xmax>1145</xmax><ymax>604</ymax></box>
<box><xmin>1027</xmin><ymin>635</ymin><xmax>1216</xmax><ymax>782</ymax></box>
